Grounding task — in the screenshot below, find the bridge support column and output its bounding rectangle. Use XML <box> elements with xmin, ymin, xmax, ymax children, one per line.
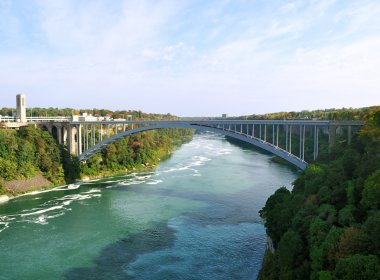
<box><xmin>57</xmin><ymin>125</ymin><xmax>62</xmax><ymax>145</ymax></box>
<box><xmin>92</xmin><ymin>125</ymin><xmax>95</xmax><ymax>146</ymax></box>
<box><xmin>259</xmin><ymin>125</ymin><xmax>262</xmax><ymax>139</ymax></box>
<box><xmin>107</xmin><ymin>125</ymin><xmax>110</xmax><ymax>138</ymax></box>
<box><xmin>272</xmin><ymin>125</ymin><xmax>275</xmax><ymax>145</ymax></box>
<box><xmin>347</xmin><ymin>125</ymin><xmax>352</xmax><ymax>145</ymax></box>
<box><xmin>68</xmin><ymin>125</ymin><xmax>77</xmax><ymax>156</ymax></box>
<box><xmin>285</xmin><ymin>125</ymin><xmax>289</xmax><ymax>151</ymax></box>
<box><xmin>62</xmin><ymin>126</ymin><xmax>68</xmax><ymax>146</ymax></box>
<box><xmin>264</xmin><ymin>124</ymin><xmax>267</xmax><ymax>142</ymax></box>
<box><xmin>314</xmin><ymin>125</ymin><xmax>319</xmax><ymax>161</ymax></box>
<box><xmin>252</xmin><ymin>124</ymin><xmax>255</xmax><ymax>138</ymax></box>
<box><xmin>83</xmin><ymin>125</ymin><xmax>86</xmax><ymax>151</ymax></box>
<box><xmin>77</xmin><ymin>124</ymin><xmax>82</xmax><ymax>155</ymax></box>
<box><xmin>302</xmin><ymin>125</ymin><xmax>305</xmax><ymax>160</ymax></box>
<box><xmin>276</xmin><ymin>125</ymin><xmax>279</xmax><ymax>147</ymax></box>
<box><xmin>329</xmin><ymin>125</ymin><xmax>336</xmax><ymax>147</ymax></box>
<box><xmin>289</xmin><ymin>125</ymin><xmax>292</xmax><ymax>153</ymax></box>
<box><xmin>67</xmin><ymin>125</ymin><xmax>71</xmax><ymax>154</ymax></box>
<box><xmin>299</xmin><ymin>125</ymin><xmax>302</xmax><ymax>158</ymax></box>
<box><xmin>86</xmin><ymin>125</ymin><xmax>89</xmax><ymax>150</ymax></box>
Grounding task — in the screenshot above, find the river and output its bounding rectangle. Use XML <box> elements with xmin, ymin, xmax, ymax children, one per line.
<box><xmin>0</xmin><ymin>133</ymin><xmax>298</xmax><ymax>280</ymax></box>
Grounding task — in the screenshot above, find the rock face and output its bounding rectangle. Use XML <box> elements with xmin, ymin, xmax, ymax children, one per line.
<box><xmin>4</xmin><ymin>175</ymin><xmax>52</xmax><ymax>194</ymax></box>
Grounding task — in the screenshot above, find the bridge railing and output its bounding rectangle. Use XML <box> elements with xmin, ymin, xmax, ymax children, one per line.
<box><xmin>27</xmin><ymin>117</ymin><xmax>71</xmax><ymax>122</ymax></box>
<box><xmin>0</xmin><ymin>116</ymin><xmax>16</xmax><ymax>122</ymax></box>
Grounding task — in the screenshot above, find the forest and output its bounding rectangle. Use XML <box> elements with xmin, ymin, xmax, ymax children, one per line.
<box><xmin>0</xmin><ymin>107</ymin><xmax>177</xmax><ymax>121</ymax></box>
<box><xmin>258</xmin><ymin>108</ymin><xmax>380</xmax><ymax>279</ymax></box>
<box><xmin>238</xmin><ymin>106</ymin><xmax>377</xmax><ymax>121</ymax></box>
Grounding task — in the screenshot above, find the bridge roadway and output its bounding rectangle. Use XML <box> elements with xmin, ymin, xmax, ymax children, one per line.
<box><xmin>63</xmin><ymin>119</ymin><xmax>363</xmax><ymax>170</ymax></box>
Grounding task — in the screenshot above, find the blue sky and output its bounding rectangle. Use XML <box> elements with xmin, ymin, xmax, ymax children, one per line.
<box><xmin>0</xmin><ymin>0</ymin><xmax>379</xmax><ymax>116</ymax></box>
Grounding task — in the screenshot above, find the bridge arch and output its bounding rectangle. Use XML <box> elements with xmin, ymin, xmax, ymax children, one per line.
<box><xmin>79</xmin><ymin>123</ymin><xmax>308</xmax><ymax>170</ymax></box>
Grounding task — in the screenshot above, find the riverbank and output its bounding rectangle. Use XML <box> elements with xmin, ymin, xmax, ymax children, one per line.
<box><xmin>0</xmin><ymin>174</ymin><xmax>55</xmax><ymax>202</ymax></box>
<box><xmin>0</xmin><ymin>126</ymin><xmax>193</xmax><ymax>198</ymax></box>
<box><xmin>4</xmin><ymin>174</ymin><xmax>52</xmax><ymax>194</ymax></box>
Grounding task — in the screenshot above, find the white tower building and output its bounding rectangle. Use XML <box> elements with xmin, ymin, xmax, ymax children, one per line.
<box><xmin>16</xmin><ymin>94</ymin><xmax>27</xmax><ymax>123</ymax></box>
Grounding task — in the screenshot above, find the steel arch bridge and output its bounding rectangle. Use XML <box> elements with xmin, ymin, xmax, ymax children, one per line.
<box><xmin>60</xmin><ymin>120</ymin><xmax>364</xmax><ymax>170</ymax></box>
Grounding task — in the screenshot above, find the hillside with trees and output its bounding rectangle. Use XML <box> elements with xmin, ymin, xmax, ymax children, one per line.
<box><xmin>81</xmin><ymin>128</ymin><xmax>193</xmax><ymax>178</ymax></box>
<box><xmin>0</xmin><ymin>126</ymin><xmax>66</xmax><ymax>194</ymax></box>
<box><xmin>0</xmin><ymin>125</ymin><xmax>192</xmax><ymax>196</ymax></box>
<box><xmin>258</xmin><ymin>108</ymin><xmax>380</xmax><ymax>279</ymax></box>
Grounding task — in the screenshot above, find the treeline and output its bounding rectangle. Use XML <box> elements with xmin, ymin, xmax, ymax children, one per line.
<box><xmin>81</xmin><ymin>129</ymin><xmax>193</xmax><ymax>177</ymax></box>
<box><xmin>0</xmin><ymin>125</ymin><xmax>193</xmax><ymax>195</ymax></box>
<box><xmin>258</xmin><ymin>108</ymin><xmax>380</xmax><ymax>279</ymax></box>
<box><xmin>237</xmin><ymin>106</ymin><xmax>378</xmax><ymax>121</ymax></box>
<box><xmin>0</xmin><ymin>107</ymin><xmax>177</xmax><ymax>120</ymax></box>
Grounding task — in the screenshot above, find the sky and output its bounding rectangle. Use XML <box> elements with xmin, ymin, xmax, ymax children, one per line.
<box><xmin>0</xmin><ymin>0</ymin><xmax>379</xmax><ymax>116</ymax></box>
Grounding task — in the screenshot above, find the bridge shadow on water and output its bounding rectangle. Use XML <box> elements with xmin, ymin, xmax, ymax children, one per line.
<box><xmin>64</xmin><ymin>221</ymin><xmax>177</xmax><ymax>280</ymax></box>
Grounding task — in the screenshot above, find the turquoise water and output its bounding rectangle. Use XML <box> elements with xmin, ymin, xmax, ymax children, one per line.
<box><xmin>0</xmin><ymin>133</ymin><xmax>297</xmax><ymax>279</ymax></box>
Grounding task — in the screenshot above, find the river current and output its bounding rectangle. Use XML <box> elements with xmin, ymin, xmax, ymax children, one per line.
<box><xmin>0</xmin><ymin>133</ymin><xmax>297</xmax><ymax>280</ymax></box>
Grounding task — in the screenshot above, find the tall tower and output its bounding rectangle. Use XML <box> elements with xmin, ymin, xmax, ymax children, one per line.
<box><xmin>16</xmin><ymin>94</ymin><xmax>26</xmax><ymax>123</ymax></box>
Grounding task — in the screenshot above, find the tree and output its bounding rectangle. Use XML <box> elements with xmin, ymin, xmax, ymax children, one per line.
<box><xmin>361</xmin><ymin>211</ymin><xmax>380</xmax><ymax>255</ymax></box>
<box><xmin>334</xmin><ymin>254</ymin><xmax>380</xmax><ymax>280</ymax></box>
<box><xmin>277</xmin><ymin>229</ymin><xmax>304</xmax><ymax>268</ymax></box>
<box><xmin>361</xmin><ymin>169</ymin><xmax>380</xmax><ymax>210</ymax></box>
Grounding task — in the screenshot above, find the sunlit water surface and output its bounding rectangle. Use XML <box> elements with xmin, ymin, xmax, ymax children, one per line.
<box><xmin>0</xmin><ymin>133</ymin><xmax>297</xmax><ymax>280</ymax></box>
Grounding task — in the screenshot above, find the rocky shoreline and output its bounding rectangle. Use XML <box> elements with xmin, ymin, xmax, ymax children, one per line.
<box><xmin>1</xmin><ymin>175</ymin><xmax>53</xmax><ymax>200</ymax></box>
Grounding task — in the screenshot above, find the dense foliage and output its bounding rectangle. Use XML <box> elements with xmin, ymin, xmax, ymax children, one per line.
<box><xmin>259</xmin><ymin>108</ymin><xmax>380</xmax><ymax>280</ymax></box>
<box><xmin>81</xmin><ymin>129</ymin><xmax>193</xmax><ymax>177</ymax></box>
<box><xmin>0</xmin><ymin>125</ymin><xmax>192</xmax><ymax>195</ymax></box>
<box><xmin>238</xmin><ymin>106</ymin><xmax>377</xmax><ymax>121</ymax></box>
<box><xmin>0</xmin><ymin>126</ymin><xmax>65</xmax><ymax>191</ymax></box>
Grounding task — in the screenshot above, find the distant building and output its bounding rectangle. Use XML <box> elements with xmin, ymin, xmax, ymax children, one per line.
<box><xmin>72</xmin><ymin>112</ymin><xmax>99</xmax><ymax>122</ymax></box>
<box><xmin>222</xmin><ymin>114</ymin><xmax>227</xmax><ymax>119</ymax></box>
<box><xmin>16</xmin><ymin>94</ymin><xmax>27</xmax><ymax>123</ymax></box>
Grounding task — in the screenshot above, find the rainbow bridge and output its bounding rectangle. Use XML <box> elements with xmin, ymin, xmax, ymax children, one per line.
<box><xmin>59</xmin><ymin>120</ymin><xmax>364</xmax><ymax>170</ymax></box>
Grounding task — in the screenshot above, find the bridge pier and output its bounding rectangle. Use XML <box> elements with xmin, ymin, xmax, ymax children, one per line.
<box><xmin>313</xmin><ymin>126</ymin><xmax>319</xmax><ymax>160</ymax></box>
<box><xmin>299</xmin><ymin>125</ymin><xmax>303</xmax><ymax>159</ymax></box>
<box><xmin>347</xmin><ymin>125</ymin><xmax>352</xmax><ymax>145</ymax></box>
<box><xmin>276</xmin><ymin>125</ymin><xmax>279</xmax><ymax>147</ymax></box>
<box><xmin>92</xmin><ymin>125</ymin><xmax>96</xmax><ymax>146</ymax></box>
<box><xmin>57</xmin><ymin>125</ymin><xmax>62</xmax><ymax>145</ymax></box>
<box><xmin>264</xmin><ymin>124</ymin><xmax>267</xmax><ymax>142</ymax></box>
<box><xmin>78</xmin><ymin>124</ymin><xmax>82</xmax><ymax>155</ymax></box>
<box><xmin>259</xmin><ymin>125</ymin><xmax>262</xmax><ymax>139</ymax></box>
<box><xmin>289</xmin><ymin>125</ymin><xmax>292</xmax><ymax>153</ymax></box>
<box><xmin>329</xmin><ymin>125</ymin><xmax>337</xmax><ymax>146</ymax></box>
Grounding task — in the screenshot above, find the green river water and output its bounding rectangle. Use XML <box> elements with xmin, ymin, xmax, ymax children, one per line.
<box><xmin>0</xmin><ymin>133</ymin><xmax>297</xmax><ymax>280</ymax></box>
